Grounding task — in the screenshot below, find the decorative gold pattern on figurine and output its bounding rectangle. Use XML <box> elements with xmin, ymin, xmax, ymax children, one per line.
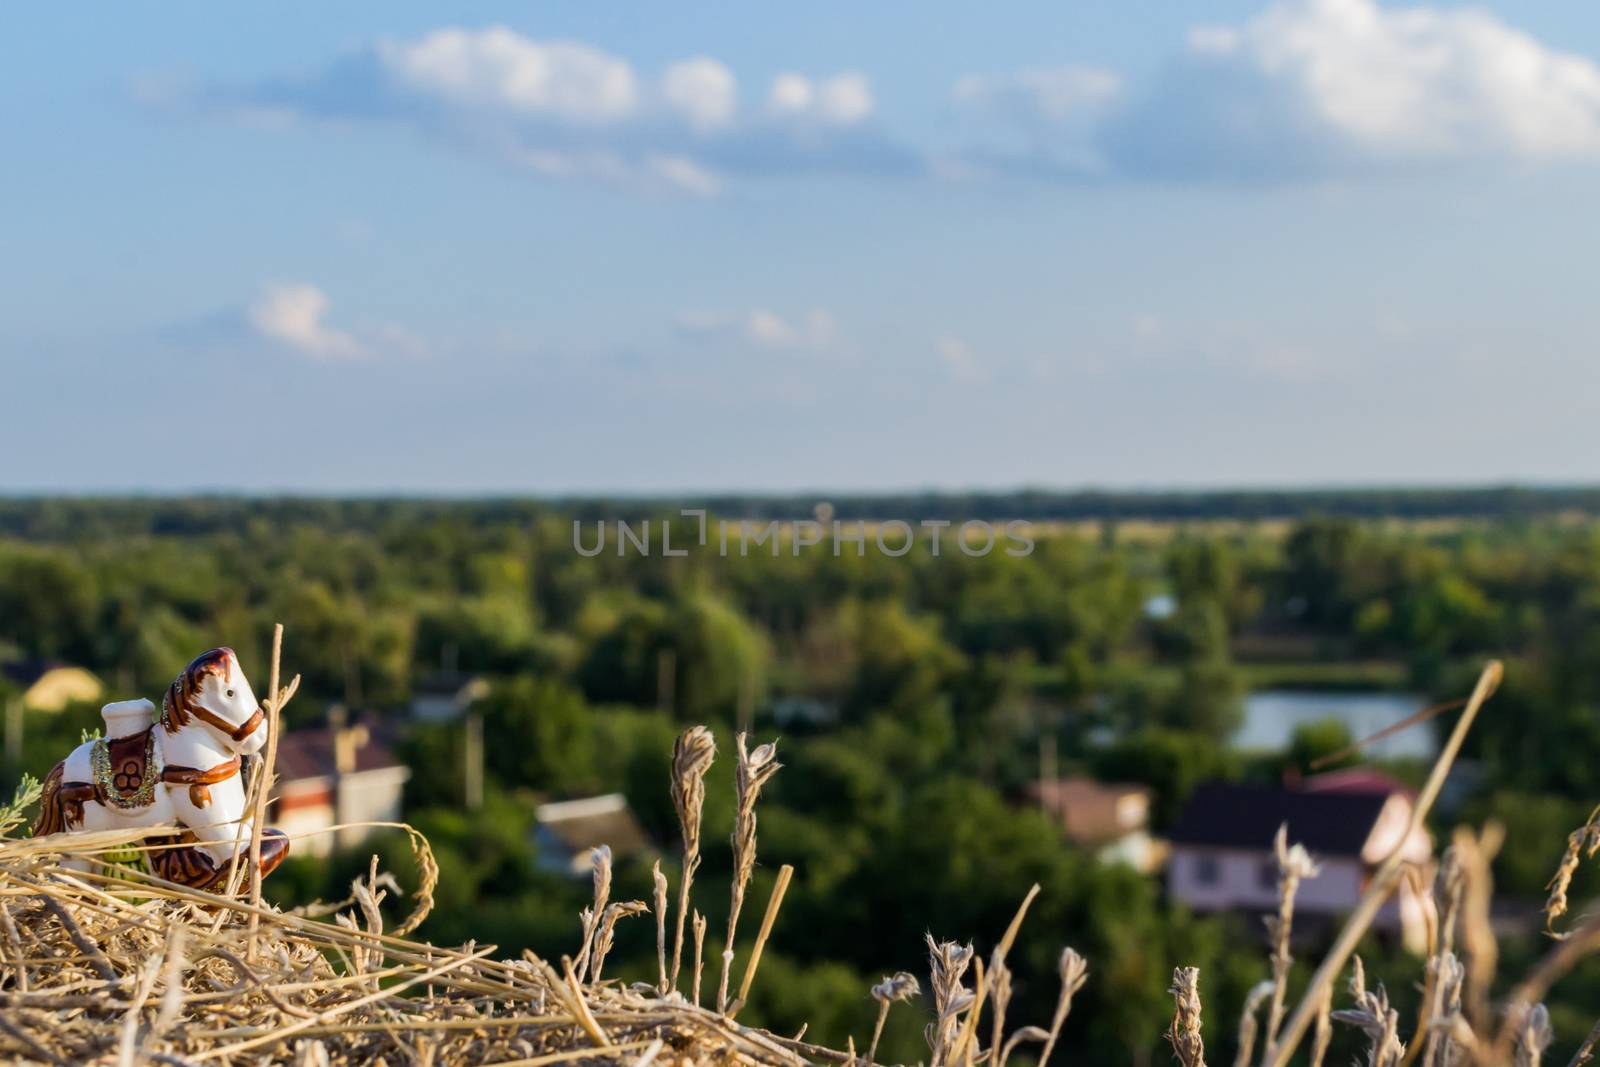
<box><xmin>90</xmin><ymin>727</ymin><xmax>164</xmax><ymax>811</ymax></box>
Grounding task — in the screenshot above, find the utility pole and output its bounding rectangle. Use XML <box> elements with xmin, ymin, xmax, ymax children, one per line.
<box><xmin>463</xmin><ymin>709</ymin><xmax>484</xmax><ymax>812</ymax></box>
<box><xmin>1038</xmin><ymin>730</ymin><xmax>1058</xmax><ymax>818</ymax></box>
<box><xmin>656</xmin><ymin>648</ymin><xmax>676</xmax><ymax>715</ymax></box>
<box><xmin>737</xmin><ymin>667</ymin><xmax>755</xmax><ymax>736</ymax></box>
<box><xmin>3</xmin><ymin>698</ymin><xmax>21</xmax><ymax>781</ymax></box>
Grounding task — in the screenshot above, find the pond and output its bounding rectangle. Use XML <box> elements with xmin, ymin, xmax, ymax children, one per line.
<box><xmin>1235</xmin><ymin>689</ymin><xmax>1434</xmax><ymax>760</ymax></box>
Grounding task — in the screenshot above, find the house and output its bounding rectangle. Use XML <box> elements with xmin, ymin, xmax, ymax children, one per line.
<box><xmin>1167</xmin><ymin>772</ymin><xmax>1433</xmax><ymax>952</ymax></box>
<box><xmin>267</xmin><ymin>717</ymin><xmax>411</xmax><ymax>857</ymax></box>
<box><xmin>1</xmin><ymin>661</ymin><xmax>103</xmax><ymax>712</ymax></box>
<box><xmin>1025</xmin><ymin>777</ymin><xmax>1162</xmax><ymax>873</ymax></box>
<box><xmin>410</xmin><ymin>672</ymin><xmax>490</xmax><ymax>723</ymax></box>
<box><xmin>533</xmin><ymin>794</ymin><xmax>652</xmax><ymax>877</ymax></box>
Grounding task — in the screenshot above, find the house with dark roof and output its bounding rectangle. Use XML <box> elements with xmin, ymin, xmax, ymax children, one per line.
<box><xmin>267</xmin><ymin>717</ymin><xmax>410</xmax><ymax>857</ymax></box>
<box><xmin>410</xmin><ymin>672</ymin><xmax>490</xmax><ymax>723</ymax></box>
<box><xmin>1166</xmin><ymin>771</ymin><xmax>1432</xmax><ymax>952</ymax></box>
<box><xmin>533</xmin><ymin>794</ymin><xmax>652</xmax><ymax>877</ymax></box>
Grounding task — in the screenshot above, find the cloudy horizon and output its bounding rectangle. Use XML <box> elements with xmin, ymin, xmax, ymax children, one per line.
<box><xmin>5</xmin><ymin>0</ymin><xmax>1600</xmax><ymax>493</ymax></box>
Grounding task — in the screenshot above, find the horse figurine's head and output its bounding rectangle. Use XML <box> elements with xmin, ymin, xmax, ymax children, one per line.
<box><xmin>160</xmin><ymin>648</ymin><xmax>268</xmax><ymax>755</ymax></box>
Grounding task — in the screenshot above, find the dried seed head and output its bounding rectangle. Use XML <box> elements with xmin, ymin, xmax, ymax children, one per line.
<box><xmin>925</xmin><ymin>936</ymin><xmax>976</xmax><ymax>1064</ymax></box>
<box><xmin>1166</xmin><ymin>966</ymin><xmax>1207</xmax><ymax>1067</ymax></box>
<box><xmin>591</xmin><ymin>845</ymin><xmax>613</xmax><ymax>905</ymax></box>
<box><xmin>1544</xmin><ymin>805</ymin><xmax>1600</xmax><ymax>935</ymax></box>
<box><xmin>872</xmin><ymin>971</ymin><xmax>921</xmax><ymax>1004</ymax></box>
<box><xmin>1058</xmin><ymin>947</ymin><xmax>1088</xmax><ymax>993</ymax></box>
<box><xmin>1332</xmin><ymin>960</ymin><xmax>1405</xmax><ymax>1067</ymax></box>
<box><xmin>670</xmin><ymin>726</ymin><xmax>717</xmax><ymax>855</ymax></box>
<box><xmin>1511</xmin><ymin>1003</ymin><xmax>1553</xmax><ymax>1067</ymax></box>
<box><xmin>1281</xmin><ymin>842</ymin><xmax>1320</xmax><ymax>881</ymax></box>
<box><xmin>1435</xmin><ymin>844</ymin><xmax>1466</xmax><ymax>954</ymax></box>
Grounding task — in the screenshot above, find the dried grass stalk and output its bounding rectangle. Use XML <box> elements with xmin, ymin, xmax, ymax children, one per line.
<box><xmin>925</xmin><ymin>937</ymin><xmax>976</xmax><ymax>1067</ymax></box>
<box><xmin>1036</xmin><ymin>947</ymin><xmax>1088</xmax><ymax>1067</ymax></box>
<box><xmin>669</xmin><ymin>726</ymin><xmax>716</xmax><ymax>993</ymax></box>
<box><xmin>733</xmin><ymin>862</ymin><xmax>794</xmax><ymax>1016</ymax></box>
<box><xmin>1436</xmin><ymin>846</ymin><xmax>1465</xmax><ymax>957</ymax></box>
<box><xmin>719</xmin><ymin>734</ymin><xmax>781</xmax><ymax>1013</ymax></box>
<box><xmin>867</xmin><ymin>972</ymin><xmax>920</xmax><ymax>1065</ymax></box>
<box><xmin>590</xmin><ymin>900</ymin><xmax>648</xmax><ymax>983</ymax></box>
<box><xmin>652</xmin><ymin>860</ymin><xmax>669</xmax><ymax>994</ymax></box>
<box><xmin>1332</xmin><ymin>957</ymin><xmax>1405</xmax><ymax>1067</ymax></box>
<box><xmin>1419</xmin><ymin>953</ymin><xmax>1464</xmax><ymax>1067</ymax></box>
<box><xmin>1509</xmin><ymin>1004</ymin><xmax>1553</xmax><ymax>1067</ymax></box>
<box><xmin>1568</xmin><ymin>1019</ymin><xmax>1600</xmax><ymax>1067</ymax></box>
<box><xmin>1308</xmin><ymin>986</ymin><xmax>1333</xmax><ymax>1067</ymax></box>
<box><xmin>1234</xmin><ymin>980</ymin><xmax>1275</xmax><ymax>1067</ymax></box>
<box><xmin>1544</xmin><ymin>804</ymin><xmax>1600</xmax><ymax>937</ymax></box>
<box><xmin>1260</xmin><ymin>826</ymin><xmax>1319</xmax><ymax>1064</ymax></box>
<box><xmin>1452</xmin><ymin>825</ymin><xmax>1502</xmax><ymax>1032</ymax></box>
<box><xmin>691</xmin><ymin>909</ymin><xmax>708</xmax><ymax>1008</ymax></box>
<box><xmin>248</xmin><ymin>625</ymin><xmax>302</xmax><ymax>959</ymax></box>
<box><xmin>987</xmin><ymin>958</ymin><xmax>1012</xmax><ymax>1067</ymax></box>
<box><xmin>1167</xmin><ymin>966</ymin><xmax>1207</xmax><ymax>1067</ymax></box>
<box><xmin>574</xmin><ymin>845</ymin><xmax>612</xmax><ymax>984</ymax></box>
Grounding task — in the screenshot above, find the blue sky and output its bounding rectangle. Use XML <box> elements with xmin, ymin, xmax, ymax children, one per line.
<box><xmin>5</xmin><ymin>0</ymin><xmax>1600</xmax><ymax>493</ymax></box>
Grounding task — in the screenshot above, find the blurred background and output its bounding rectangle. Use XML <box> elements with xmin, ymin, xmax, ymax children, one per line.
<box><xmin>6</xmin><ymin>1</ymin><xmax>1600</xmax><ymax>1062</ymax></box>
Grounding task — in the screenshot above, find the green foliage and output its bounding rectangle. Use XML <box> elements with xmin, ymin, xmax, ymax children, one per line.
<box><xmin>9</xmin><ymin>498</ymin><xmax>1600</xmax><ymax>1063</ymax></box>
<box><xmin>0</xmin><ymin>773</ymin><xmax>40</xmax><ymax>837</ymax></box>
<box><xmin>1285</xmin><ymin>717</ymin><xmax>1356</xmax><ymax>774</ymax></box>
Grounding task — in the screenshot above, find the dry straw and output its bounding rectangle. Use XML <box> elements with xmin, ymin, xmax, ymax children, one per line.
<box><xmin>669</xmin><ymin>725</ymin><xmax>716</xmax><ymax>993</ymax></box>
<box><xmin>1260</xmin><ymin>825</ymin><xmax>1319</xmax><ymax>1063</ymax></box>
<box><xmin>866</xmin><ymin>972</ymin><xmax>920</xmax><ymax>1064</ymax></box>
<box><xmin>573</xmin><ymin>845</ymin><xmax>613</xmax><ymax>984</ymax></box>
<box><xmin>1331</xmin><ymin>957</ymin><xmax>1405</xmax><ymax>1067</ymax></box>
<box><xmin>719</xmin><ymin>734</ymin><xmax>781</xmax><ymax>1014</ymax></box>
<box><xmin>1233</xmin><ymin>981</ymin><xmax>1275</xmax><ymax>1067</ymax></box>
<box><xmin>1544</xmin><ymin>803</ymin><xmax>1600</xmax><ymax>937</ymax></box>
<box><xmin>652</xmin><ymin>859</ymin><xmax>669</xmax><ymax>993</ymax></box>
<box><xmin>924</xmin><ymin>936</ymin><xmax>975</xmax><ymax>1067</ymax></box>
<box><xmin>1168</xmin><ymin>966</ymin><xmax>1207</xmax><ymax>1067</ymax></box>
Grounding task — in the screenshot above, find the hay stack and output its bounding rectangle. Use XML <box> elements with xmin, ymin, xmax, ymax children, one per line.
<box><xmin>0</xmin><ymin>827</ymin><xmax>828</xmax><ymax>1065</ymax></box>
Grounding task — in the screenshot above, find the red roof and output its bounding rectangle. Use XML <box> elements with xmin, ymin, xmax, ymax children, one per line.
<box><xmin>271</xmin><ymin>725</ymin><xmax>404</xmax><ymax>782</ymax></box>
<box><xmin>1302</xmin><ymin>768</ymin><xmax>1414</xmax><ymax>797</ymax></box>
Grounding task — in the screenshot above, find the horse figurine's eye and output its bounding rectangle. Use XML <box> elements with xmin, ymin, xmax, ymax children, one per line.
<box><xmin>226</xmin><ymin>689</ymin><xmax>235</xmax><ymax>698</ymax></box>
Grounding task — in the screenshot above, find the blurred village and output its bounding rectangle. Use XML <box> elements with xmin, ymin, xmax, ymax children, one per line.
<box><xmin>2</xmin><ymin>493</ymin><xmax>1598</xmax><ymax>1062</ymax></box>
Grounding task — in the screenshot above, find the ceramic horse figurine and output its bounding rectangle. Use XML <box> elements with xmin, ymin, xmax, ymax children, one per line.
<box><xmin>31</xmin><ymin>648</ymin><xmax>290</xmax><ymax>891</ymax></box>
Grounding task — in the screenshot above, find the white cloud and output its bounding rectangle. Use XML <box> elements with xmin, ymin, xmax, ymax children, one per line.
<box><xmin>950</xmin><ymin>0</ymin><xmax>1600</xmax><ymax>182</ymax></box>
<box><xmin>936</xmin><ymin>336</ymin><xmax>986</xmax><ymax>383</ymax></box>
<box><xmin>677</xmin><ymin>307</ymin><xmax>837</xmax><ymax>350</ymax></box>
<box><xmin>1102</xmin><ymin>0</ymin><xmax>1600</xmax><ymax>178</ymax></box>
<box><xmin>203</xmin><ymin>29</ymin><xmax>905</xmax><ymax>193</ymax></box>
<box><xmin>769</xmin><ymin>74</ymin><xmax>814</xmax><ymax>115</ymax></box>
<box><xmin>953</xmin><ymin>65</ymin><xmax>1121</xmax><ymax>123</ymax></box>
<box><xmin>646</xmin><ymin>154</ymin><xmax>723</xmax><ymax>196</ymax></box>
<box><xmin>378</xmin><ymin>27</ymin><xmax>638</xmax><ymax>123</ymax></box>
<box><xmin>248</xmin><ymin>283</ymin><xmax>365</xmax><ymax>359</ymax></box>
<box><xmin>768</xmin><ymin>72</ymin><xmax>874</xmax><ymax>124</ymax></box>
<box><xmin>1206</xmin><ymin>0</ymin><xmax>1600</xmax><ymax>158</ymax></box>
<box><xmin>663</xmin><ymin>57</ymin><xmax>737</xmax><ymax>132</ymax></box>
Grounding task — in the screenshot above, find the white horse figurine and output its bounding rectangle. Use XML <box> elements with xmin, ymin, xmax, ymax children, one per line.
<box><xmin>32</xmin><ymin>647</ymin><xmax>290</xmax><ymax>891</ymax></box>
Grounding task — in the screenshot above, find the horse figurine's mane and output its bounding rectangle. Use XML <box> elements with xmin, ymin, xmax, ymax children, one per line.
<box><xmin>161</xmin><ymin>648</ymin><xmax>234</xmax><ymax>733</ymax></box>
